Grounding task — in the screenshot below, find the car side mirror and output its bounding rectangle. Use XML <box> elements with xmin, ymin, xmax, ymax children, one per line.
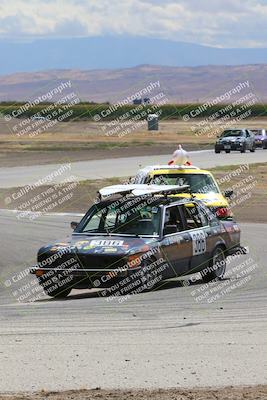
<box><xmin>71</xmin><ymin>221</ymin><xmax>78</xmax><ymax>230</ymax></box>
<box><xmin>163</xmin><ymin>224</ymin><xmax>177</xmax><ymax>236</ymax></box>
<box><xmin>224</xmin><ymin>190</ymin><xmax>233</xmax><ymax>198</ymax></box>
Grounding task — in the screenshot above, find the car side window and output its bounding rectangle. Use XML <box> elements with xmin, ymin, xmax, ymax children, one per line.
<box><xmin>133</xmin><ymin>173</ymin><xmax>145</xmax><ymax>184</ymax></box>
<box><xmin>163</xmin><ymin>205</ymin><xmax>183</xmax><ymax>233</ymax></box>
<box><xmin>246</xmin><ymin>131</ymin><xmax>250</xmax><ymax>138</ymax></box>
<box><xmin>182</xmin><ymin>204</ymin><xmax>209</xmax><ymax>230</ymax></box>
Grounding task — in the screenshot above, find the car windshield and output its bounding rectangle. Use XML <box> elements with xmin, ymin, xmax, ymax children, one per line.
<box><xmin>221</xmin><ymin>130</ymin><xmax>244</xmax><ymax>138</ymax></box>
<box><xmin>149</xmin><ymin>174</ymin><xmax>219</xmax><ymax>194</ymax></box>
<box><xmin>78</xmin><ymin>199</ymin><xmax>161</xmax><ymax>236</ymax></box>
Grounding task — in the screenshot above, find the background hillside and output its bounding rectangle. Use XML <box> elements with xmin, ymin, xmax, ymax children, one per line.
<box><xmin>0</xmin><ymin>64</ymin><xmax>267</xmax><ymax>103</ymax></box>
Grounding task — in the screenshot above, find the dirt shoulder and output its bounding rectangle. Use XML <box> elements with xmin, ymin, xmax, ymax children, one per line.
<box><xmin>0</xmin><ymin>118</ymin><xmax>211</xmax><ymax>167</ymax></box>
<box><xmin>211</xmin><ymin>162</ymin><xmax>267</xmax><ymax>223</ymax></box>
<box><xmin>0</xmin><ymin>143</ymin><xmax>208</xmax><ymax>168</ymax></box>
<box><xmin>0</xmin><ymin>163</ymin><xmax>265</xmax><ymax>223</ymax></box>
<box><xmin>1</xmin><ymin>386</ymin><xmax>267</xmax><ymax>400</ymax></box>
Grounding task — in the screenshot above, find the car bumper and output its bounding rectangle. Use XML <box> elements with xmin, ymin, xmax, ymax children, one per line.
<box><xmin>215</xmin><ymin>143</ymin><xmax>244</xmax><ymax>151</ymax></box>
<box><xmin>255</xmin><ymin>140</ymin><xmax>267</xmax><ymax>148</ymax></box>
<box><xmin>30</xmin><ymin>266</ymin><xmax>129</xmax><ymax>278</ymax></box>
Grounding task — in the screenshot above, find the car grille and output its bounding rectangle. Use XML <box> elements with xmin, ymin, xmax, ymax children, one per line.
<box><xmin>38</xmin><ymin>251</ymin><xmax>128</xmax><ymax>272</ymax></box>
<box><xmin>76</xmin><ymin>254</ymin><xmax>127</xmax><ymax>271</ymax></box>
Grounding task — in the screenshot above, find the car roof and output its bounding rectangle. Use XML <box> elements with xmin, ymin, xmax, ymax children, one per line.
<box><xmin>251</xmin><ymin>128</ymin><xmax>266</xmax><ymax>132</ymax></box>
<box><xmin>139</xmin><ymin>165</ymin><xmax>199</xmax><ymax>172</ymax></box>
<box><xmin>137</xmin><ymin>165</ymin><xmax>212</xmax><ymax>175</ymax></box>
<box><xmin>223</xmin><ymin>128</ymin><xmax>245</xmax><ymax>131</ymax></box>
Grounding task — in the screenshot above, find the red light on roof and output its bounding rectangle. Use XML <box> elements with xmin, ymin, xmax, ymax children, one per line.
<box><xmin>216</xmin><ymin>207</ymin><xmax>231</xmax><ymax>219</ymax></box>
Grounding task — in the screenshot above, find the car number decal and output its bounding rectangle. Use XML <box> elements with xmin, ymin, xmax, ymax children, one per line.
<box><xmin>189</xmin><ymin>230</ymin><xmax>206</xmax><ymax>255</ymax></box>
<box><xmin>90</xmin><ymin>239</ymin><xmax>124</xmax><ymax>247</ymax></box>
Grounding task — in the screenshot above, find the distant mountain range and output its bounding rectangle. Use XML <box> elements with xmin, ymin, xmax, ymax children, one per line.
<box><xmin>1</xmin><ymin>64</ymin><xmax>267</xmax><ymax>103</ymax></box>
<box><xmin>1</xmin><ymin>36</ymin><xmax>267</xmax><ymax>75</ymax></box>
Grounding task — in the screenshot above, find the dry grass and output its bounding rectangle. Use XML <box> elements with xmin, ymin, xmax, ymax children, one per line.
<box><xmin>1</xmin><ymin>118</ymin><xmax>267</xmax><ymax>149</ymax></box>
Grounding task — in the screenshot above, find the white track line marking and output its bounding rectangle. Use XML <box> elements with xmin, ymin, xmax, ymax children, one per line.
<box><xmin>0</xmin><ymin>209</ymin><xmax>83</xmax><ymax>217</ymax></box>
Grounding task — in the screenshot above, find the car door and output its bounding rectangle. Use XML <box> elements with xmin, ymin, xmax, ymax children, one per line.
<box><xmin>160</xmin><ymin>204</ymin><xmax>192</xmax><ymax>277</ymax></box>
<box><xmin>180</xmin><ymin>202</ymin><xmax>214</xmax><ymax>275</ymax></box>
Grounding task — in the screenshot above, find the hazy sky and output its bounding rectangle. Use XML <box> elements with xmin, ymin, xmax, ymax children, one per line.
<box><xmin>0</xmin><ymin>0</ymin><xmax>267</xmax><ymax>48</ymax></box>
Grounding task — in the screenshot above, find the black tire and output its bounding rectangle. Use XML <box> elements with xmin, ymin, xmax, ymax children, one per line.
<box><xmin>215</xmin><ymin>149</ymin><xmax>220</xmax><ymax>154</ymax></box>
<box><xmin>138</xmin><ymin>257</ymin><xmax>163</xmax><ymax>292</ymax></box>
<box><xmin>138</xmin><ymin>260</ymin><xmax>158</xmax><ymax>290</ymax></box>
<box><xmin>201</xmin><ymin>247</ymin><xmax>226</xmax><ymax>283</ymax></box>
<box><xmin>240</xmin><ymin>144</ymin><xmax>246</xmax><ymax>153</ymax></box>
<box><xmin>263</xmin><ymin>142</ymin><xmax>267</xmax><ymax>149</ymax></box>
<box><xmin>250</xmin><ymin>144</ymin><xmax>256</xmax><ymax>152</ymax></box>
<box><xmin>111</xmin><ymin>259</ymin><xmax>159</xmax><ymax>296</ymax></box>
<box><xmin>225</xmin><ymin>150</ymin><xmax>230</xmax><ymax>153</ymax></box>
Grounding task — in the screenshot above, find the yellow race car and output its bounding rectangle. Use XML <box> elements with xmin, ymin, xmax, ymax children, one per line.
<box><xmin>131</xmin><ymin>165</ymin><xmax>233</xmax><ymax>219</ymax></box>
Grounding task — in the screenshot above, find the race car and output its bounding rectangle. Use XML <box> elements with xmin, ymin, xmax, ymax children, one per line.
<box><xmin>111</xmin><ymin>164</ymin><xmax>233</xmax><ymax>219</ymax></box>
<box><xmin>30</xmin><ymin>186</ymin><xmax>245</xmax><ymax>298</ymax></box>
<box><xmin>215</xmin><ymin>128</ymin><xmax>256</xmax><ymax>153</ymax></box>
<box><xmin>250</xmin><ymin>129</ymin><xmax>267</xmax><ymax>149</ymax></box>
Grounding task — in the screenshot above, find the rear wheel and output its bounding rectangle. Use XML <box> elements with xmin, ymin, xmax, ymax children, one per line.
<box><xmin>215</xmin><ymin>149</ymin><xmax>220</xmax><ymax>154</ymax></box>
<box><xmin>201</xmin><ymin>247</ymin><xmax>226</xmax><ymax>283</ymax></box>
<box><xmin>225</xmin><ymin>150</ymin><xmax>230</xmax><ymax>153</ymax></box>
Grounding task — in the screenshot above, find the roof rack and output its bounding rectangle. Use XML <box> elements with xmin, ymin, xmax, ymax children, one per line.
<box><xmin>132</xmin><ymin>185</ymin><xmax>190</xmax><ymax>197</ymax></box>
<box><xmin>98</xmin><ymin>184</ymin><xmax>191</xmax><ymax>199</ymax></box>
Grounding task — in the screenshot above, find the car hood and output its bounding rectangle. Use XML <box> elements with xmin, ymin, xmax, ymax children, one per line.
<box><xmin>39</xmin><ymin>234</ymin><xmax>156</xmax><ymax>257</ymax></box>
<box><xmin>172</xmin><ymin>192</ymin><xmax>229</xmax><ymax>207</ymax></box>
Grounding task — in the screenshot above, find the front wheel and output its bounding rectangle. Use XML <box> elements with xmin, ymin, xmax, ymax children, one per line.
<box><xmin>201</xmin><ymin>247</ymin><xmax>226</xmax><ymax>283</ymax></box>
<box><xmin>137</xmin><ymin>258</ymin><xmax>161</xmax><ymax>292</ymax></box>
<box><xmin>250</xmin><ymin>144</ymin><xmax>256</xmax><ymax>152</ymax></box>
<box><xmin>215</xmin><ymin>149</ymin><xmax>220</xmax><ymax>154</ymax></box>
<box><xmin>225</xmin><ymin>150</ymin><xmax>230</xmax><ymax>153</ymax></box>
<box><xmin>240</xmin><ymin>144</ymin><xmax>246</xmax><ymax>153</ymax></box>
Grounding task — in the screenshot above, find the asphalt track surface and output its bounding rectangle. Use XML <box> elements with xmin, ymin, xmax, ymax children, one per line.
<box><xmin>0</xmin><ymin>211</ymin><xmax>266</xmax><ymax>392</ymax></box>
<box><xmin>0</xmin><ymin>149</ymin><xmax>267</xmax><ymax>188</ymax></box>
<box><xmin>0</xmin><ymin>149</ymin><xmax>266</xmax><ymax>392</ymax></box>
